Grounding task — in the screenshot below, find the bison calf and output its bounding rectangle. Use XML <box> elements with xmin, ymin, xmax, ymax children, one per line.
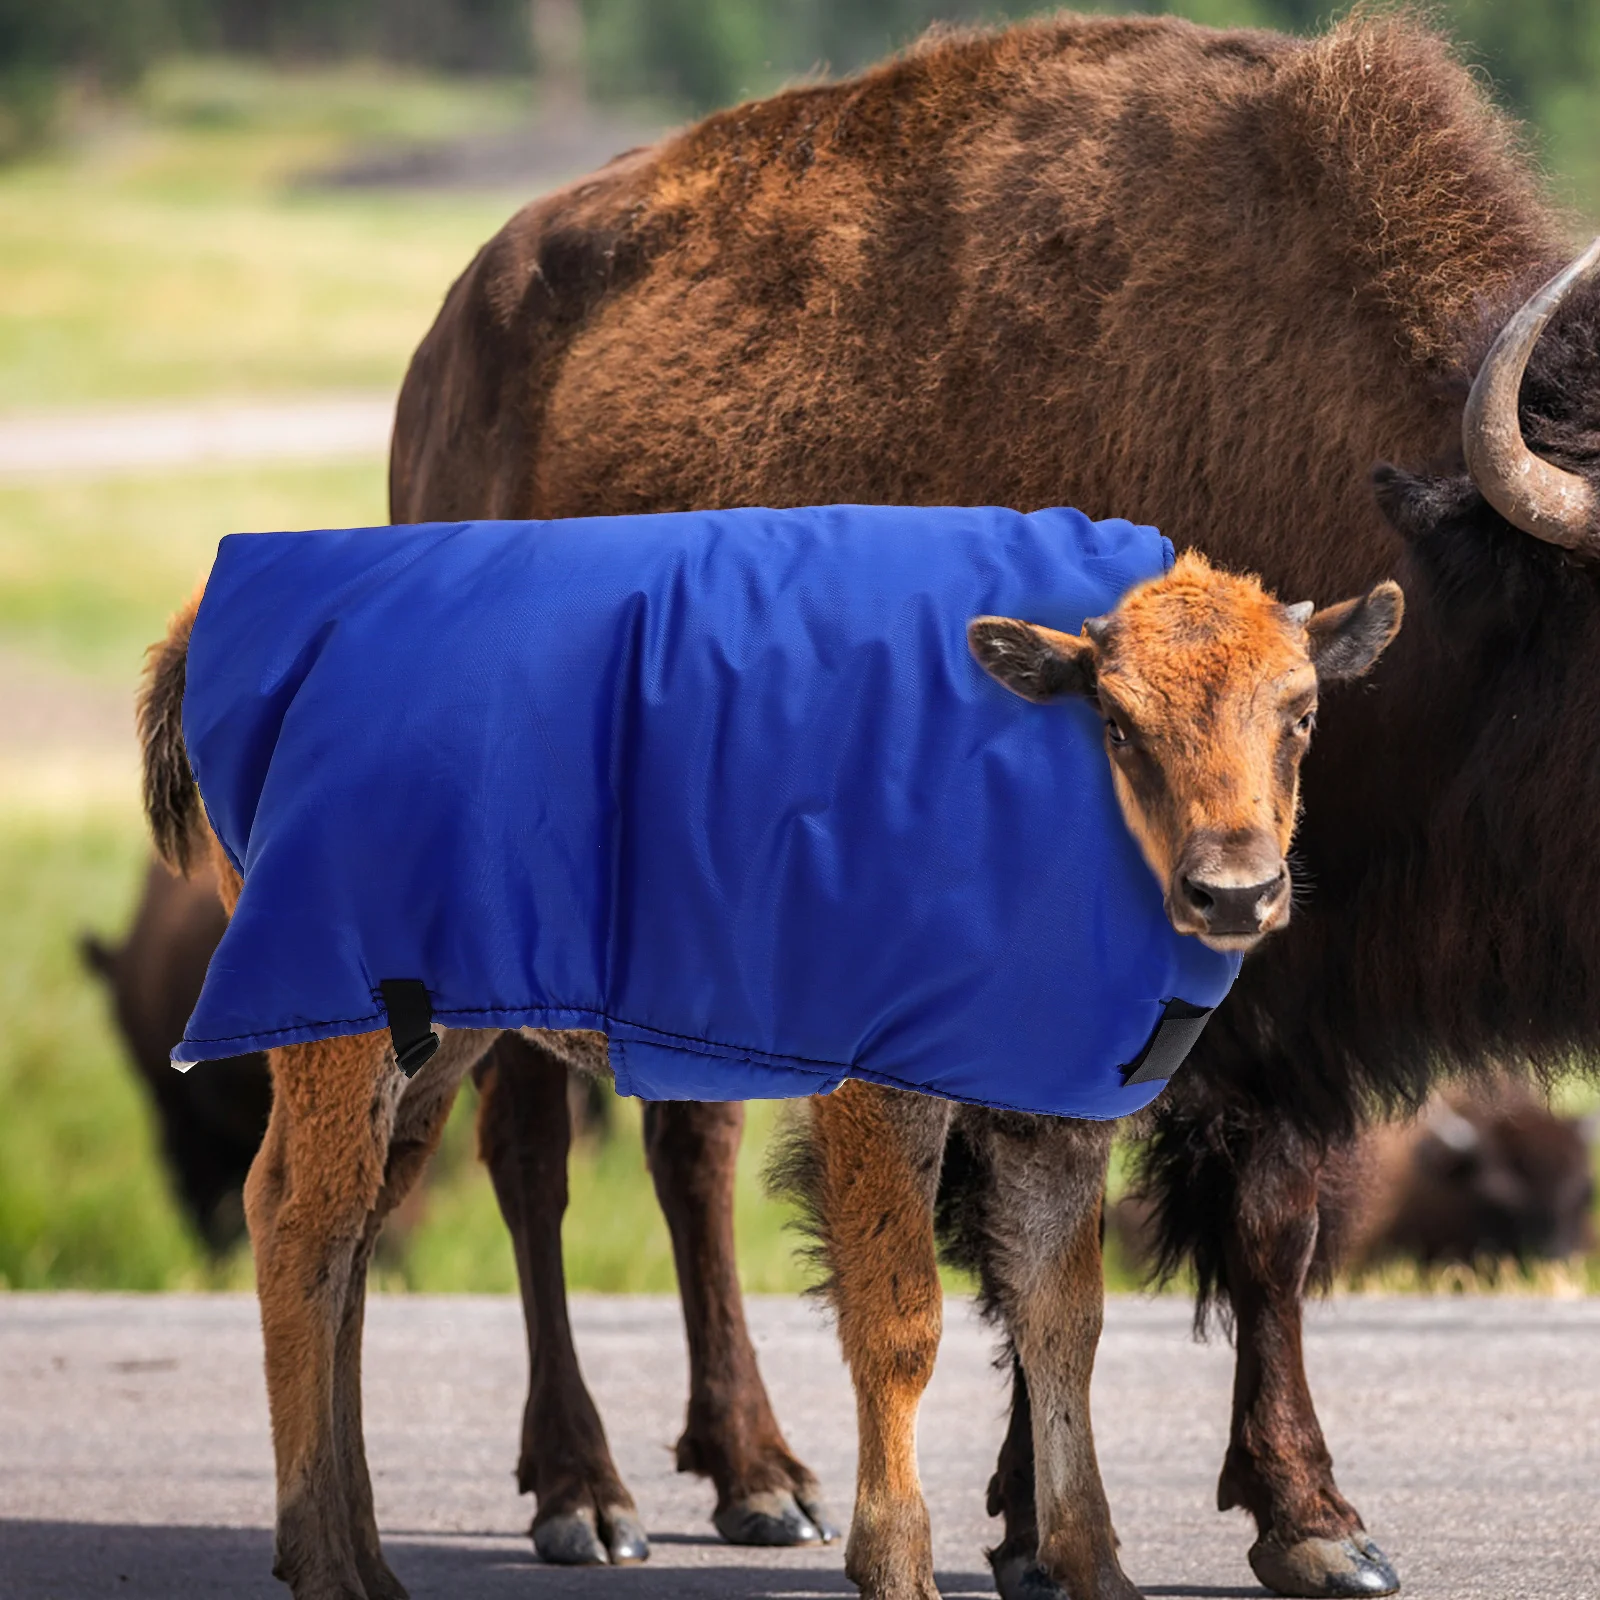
<box><xmin>777</xmin><ymin>554</ymin><xmax>1400</xmax><ymax>1600</ymax></box>
<box><xmin>139</xmin><ymin>516</ymin><xmax>1396</xmax><ymax>1600</ymax></box>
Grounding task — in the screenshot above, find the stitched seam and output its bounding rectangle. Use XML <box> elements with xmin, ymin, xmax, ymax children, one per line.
<box><xmin>183</xmin><ymin>998</ymin><xmax>853</xmax><ymax>1074</ymax></box>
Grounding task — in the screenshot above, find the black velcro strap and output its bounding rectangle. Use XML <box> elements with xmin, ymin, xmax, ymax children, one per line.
<box><xmin>379</xmin><ymin>979</ymin><xmax>439</xmax><ymax>1078</ymax></box>
<box><xmin>1119</xmin><ymin>998</ymin><xmax>1214</xmax><ymax>1087</ymax></box>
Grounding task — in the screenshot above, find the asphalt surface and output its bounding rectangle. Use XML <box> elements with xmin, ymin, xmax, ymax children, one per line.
<box><xmin>0</xmin><ymin>1293</ymin><xmax>1595</xmax><ymax>1599</ymax></box>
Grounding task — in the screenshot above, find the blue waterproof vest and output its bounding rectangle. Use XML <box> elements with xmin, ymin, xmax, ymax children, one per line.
<box><xmin>176</xmin><ymin>506</ymin><xmax>1240</xmax><ymax>1119</ymax></box>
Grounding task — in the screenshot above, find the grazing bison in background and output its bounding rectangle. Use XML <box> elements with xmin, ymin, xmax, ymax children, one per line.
<box><xmin>81</xmin><ymin>859</ymin><xmax>269</xmax><ymax>1251</ymax></box>
<box><xmin>1328</xmin><ymin>1087</ymin><xmax>1598</xmax><ymax>1270</ymax></box>
<box><xmin>83</xmin><ymin>866</ymin><xmax>616</xmax><ymax>1257</ymax></box>
<box><xmin>390</xmin><ymin>10</ymin><xmax>1600</xmax><ymax>1597</ymax></box>
<box><xmin>1111</xmin><ymin>1086</ymin><xmax>1598</xmax><ymax>1275</ymax></box>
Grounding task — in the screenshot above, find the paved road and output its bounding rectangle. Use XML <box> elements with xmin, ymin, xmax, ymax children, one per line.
<box><xmin>1</xmin><ymin>1293</ymin><xmax>1595</xmax><ymax>1599</ymax></box>
<box><xmin>0</xmin><ymin>396</ymin><xmax>393</xmax><ymax>478</ymax></box>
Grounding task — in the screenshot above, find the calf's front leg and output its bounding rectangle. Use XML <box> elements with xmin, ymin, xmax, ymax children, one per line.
<box><xmin>959</xmin><ymin>1111</ymin><xmax>1137</xmax><ymax>1600</ymax></box>
<box><xmin>784</xmin><ymin>1080</ymin><xmax>952</xmax><ymax>1600</ymax></box>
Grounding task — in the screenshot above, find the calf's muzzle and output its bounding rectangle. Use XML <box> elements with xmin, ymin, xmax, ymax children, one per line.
<box><xmin>1168</xmin><ymin>832</ymin><xmax>1291</xmax><ymax>948</ymax></box>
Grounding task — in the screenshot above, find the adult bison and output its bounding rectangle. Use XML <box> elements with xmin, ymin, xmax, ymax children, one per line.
<box><xmin>391</xmin><ymin>11</ymin><xmax>1600</xmax><ymax>1597</ymax></box>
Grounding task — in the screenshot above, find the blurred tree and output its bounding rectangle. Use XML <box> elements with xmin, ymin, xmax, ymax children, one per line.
<box><xmin>168</xmin><ymin>0</ymin><xmax>532</xmax><ymax>70</ymax></box>
<box><xmin>532</xmin><ymin>0</ymin><xmax>587</xmax><ymax>109</ymax></box>
<box><xmin>4</xmin><ymin>0</ymin><xmax>1599</xmax><ymax>190</ymax></box>
<box><xmin>0</xmin><ymin>0</ymin><xmax>174</xmax><ymax>155</ymax></box>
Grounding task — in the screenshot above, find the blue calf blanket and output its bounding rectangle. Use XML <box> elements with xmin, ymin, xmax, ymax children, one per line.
<box><xmin>177</xmin><ymin>505</ymin><xmax>1240</xmax><ymax>1119</ymax></box>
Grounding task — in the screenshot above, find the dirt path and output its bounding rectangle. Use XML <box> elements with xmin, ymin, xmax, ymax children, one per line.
<box><xmin>0</xmin><ymin>649</ymin><xmax>139</xmax><ymax>813</ymax></box>
<box><xmin>1</xmin><ymin>1292</ymin><xmax>1596</xmax><ymax>1599</ymax></box>
<box><xmin>0</xmin><ymin>395</ymin><xmax>394</xmax><ymax>479</ymax></box>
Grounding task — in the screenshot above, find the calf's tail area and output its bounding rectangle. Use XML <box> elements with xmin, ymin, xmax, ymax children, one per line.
<box><xmin>138</xmin><ymin>590</ymin><xmax>204</xmax><ymax>875</ymax></box>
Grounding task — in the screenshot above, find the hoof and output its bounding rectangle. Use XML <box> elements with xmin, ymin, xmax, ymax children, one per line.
<box><xmin>796</xmin><ymin>1489</ymin><xmax>843</xmax><ymax>1545</ymax></box>
<box><xmin>713</xmin><ymin>1489</ymin><xmax>828</xmax><ymax>1547</ymax></box>
<box><xmin>991</xmin><ymin>1552</ymin><xmax>1139</xmax><ymax>1600</ymax></box>
<box><xmin>602</xmin><ymin>1508</ymin><xmax>650</xmax><ymax>1565</ymax></box>
<box><xmin>534</xmin><ymin>1503</ymin><xmax>648</xmax><ymax>1566</ymax></box>
<box><xmin>1249</xmin><ymin>1532</ymin><xmax>1400</xmax><ymax>1598</ymax></box>
<box><xmin>534</xmin><ymin>1509</ymin><xmax>607</xmax><ymax>1566</ymax></box>
<box><xmin>992</xmin><ymin>1553</ymin><xmax>1068</xmax><ymax>1600</ymax></box>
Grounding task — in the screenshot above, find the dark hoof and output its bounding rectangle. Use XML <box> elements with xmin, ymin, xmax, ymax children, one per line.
<box><xmin>602</xmin><ymin>1508</ymin><xmax>650</xmax><ymax>1565</ymax></box>
<box><xmin>992</xmin><ymin>1553</ymin><xmax>1069</xmax><ymax>1600</ymax></box>
<box><xmin>533</xmin><ymin>1509</ymin><xmax>609</xmax><ymax>1566</ymax></box>
<box><xmin>796</xmin><ymin>1489</ymin><xmax>843</xmax><ymax>1546</ymax></box>
<box><xmin>991</xmin><ymin>1551</ymin><xmax>1139</xmax><ymax>1600</ymax></box>
<box><xmin>713</xmin><ymin>1489</ymin><xmax>827</xmax><ymax>1547</ymax></box>
<box><xmin>1249</xmin><ymin>1533</ymin><xmax>1401</xmax><ymax>1598</ymax></box>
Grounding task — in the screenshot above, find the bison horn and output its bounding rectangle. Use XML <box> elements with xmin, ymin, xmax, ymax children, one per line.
<box><xmin>1462</xmin><ymin>235</ymin><xmax>1600</xmax><ymax>552</ymax></box>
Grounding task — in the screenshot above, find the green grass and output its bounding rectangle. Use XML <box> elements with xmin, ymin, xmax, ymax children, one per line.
<box><xmin>0</xmin><ymin>51</ymin><xmax>1593</xmax><ymax>1297</ymax></box>
<box><xmin>0</xmin><ymin>450</ymin><xmax>829</xmax><ymax>1293</ymax></box>
<box><xmin>0</xmin><ymin>59</ymin><xmax>530</xmax><ymax>409</ymax></box>
<box><xmin>0</xmin><ymin>807</ymin><xmax>249</xmax><ymax>1288</ymax></box>
<box><xmin>0</xmin><ymin>461</ymin><xmax>390</xmax><ymax>678</ymax></box>
<box><xmin>0</xmin><ymin>789</ymin><xmax>824</xmax><ymax>1294</ymax></box>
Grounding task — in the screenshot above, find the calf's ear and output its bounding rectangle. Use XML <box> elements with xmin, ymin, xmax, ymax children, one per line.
<box><xmin>1305</xmin><ymin>580</ymin><xmax>1405</xmax><ymax>683</ymax></box>
<box><xmin>968</xmin><ymin>616</ymin><xmax>1095</xmax><ymax>702</ymax></box>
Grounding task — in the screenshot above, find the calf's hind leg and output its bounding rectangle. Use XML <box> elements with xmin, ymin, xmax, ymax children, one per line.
<box><xmin>777</xmin><ymin>1080</ymin><xmax>952</xmax><ymax>1600</ymax></box>
<box><xmin>247</xmin><ymin>1028</ymin><xmax>489</xmax><ymax>1600</ymax></box>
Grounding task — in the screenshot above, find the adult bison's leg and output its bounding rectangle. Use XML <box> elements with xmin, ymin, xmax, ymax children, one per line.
<box><xmin>1143</xmin><ymin>1093</ymin><xmax>1398</xmax><ymax>1599</ymax></box>
<box><xmin>959</xmin><ymin>1113</ymin><xmax>1137</xmax><ymax>1600</ymax></box>
<box><xmin>774</xmin><ymin>1080</ymin><xmax>952</xmax><ymax>1600</ymax></box>
<box><xmin>475</xmin><ymin>1033</ymin><xmax>649</xmax><ymax>1565</ymax></box>
<box><xmin>644</xmin><ymin>1099</ymin><xmax>840</xmax><ymax>1546</ymax></box>
<box><xmin>1217</xmin><ymin>1134</ymin><xmax>1399</xmax><ymax>1597</ymax></box>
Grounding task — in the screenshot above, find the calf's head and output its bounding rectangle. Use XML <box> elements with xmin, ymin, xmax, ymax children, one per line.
<box><xmin>969</xmin><ymin>553</ymin><xmax>1403</xmax><ymax>952</ymax></box>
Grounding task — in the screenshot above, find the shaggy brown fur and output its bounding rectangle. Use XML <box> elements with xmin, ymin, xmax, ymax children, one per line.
<box><xmin>973</xmin><ymin>553</ymin><xmax>1400</xmax><ymax>947</ymax></box>
<box><xmin>389</xmin><ymin>10</ymin><xmax>1597</xmax><ymax>1596</ymax></box>
<box><xmin>137</xmin><ymin>590</ymin><xmax>203</xmax><ymax>873</ymax></box>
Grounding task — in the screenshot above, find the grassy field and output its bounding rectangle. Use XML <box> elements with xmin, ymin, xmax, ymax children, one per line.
<box><xmin>0</xmin><ymin>452</ymin><xmax>833</xmax><ymax>1295</ymax></box>
<box><xmin>0</xmin><ymin>54</ymin><xmax>1594</xmax><ymax>1298</ymax></box>
<box><xmin>0</xmin><ymin>60</ymin><xmax>527</xmax><ymax>410</ymax></box>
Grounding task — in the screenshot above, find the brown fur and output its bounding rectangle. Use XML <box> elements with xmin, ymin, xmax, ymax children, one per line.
<box><xmin>1325</xmin><ymin>1084</ymin><xmax>1597</xmax><ymax>1269</ymax></box>
<box><xmin>973</xmin><ymin>553</ymin><xmax>1400</xmax><ymax>948</ymax></box>
<box><xmin>135</xmin><ymin>605</ymin><xmax>831</xmax><ymax>1565</ymax></box>
<box><xmin>145</xmin><ymin>464</ymin><xmax>1362</xmax><ymax>1600</ymax></box>
<box><xmin>138</xmin><ymin>590</ymin><xmax>204</xmax><ymax>874</ymax></box>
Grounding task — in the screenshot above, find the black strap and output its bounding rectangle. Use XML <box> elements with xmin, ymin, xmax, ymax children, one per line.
<box><xmin>379</xmin><ymin>979</ymin><xmax>439</xmax><ymax>1078</ymax></box>
<box><xmin>1119</xmin><ymin>998</ymin><xmax>1213</xmax><ymax>1087</ymax></box>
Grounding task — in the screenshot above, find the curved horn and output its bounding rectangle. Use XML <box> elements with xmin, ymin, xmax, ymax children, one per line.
<box><xmin>1462</xmin><ymin>235</ymin><xmax>1600</xmax><ymax>552</ymax></box>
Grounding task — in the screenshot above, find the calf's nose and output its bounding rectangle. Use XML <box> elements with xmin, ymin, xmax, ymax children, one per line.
<box><xmin>1177</xmin><ymin>870</ymin><xmax>1288</xmax><ymax>936</ymax></box>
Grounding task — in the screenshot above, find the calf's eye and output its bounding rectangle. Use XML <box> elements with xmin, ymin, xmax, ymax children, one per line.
<box><xmin>1105</xmin><ymin>717</ymin><xmax>1129</xmax><ymax>746</ymax></box>
<box><xmin>1294</xmin><ymin>709</ymin><xmax>1316</xmax><ymax>736</ymax></box>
